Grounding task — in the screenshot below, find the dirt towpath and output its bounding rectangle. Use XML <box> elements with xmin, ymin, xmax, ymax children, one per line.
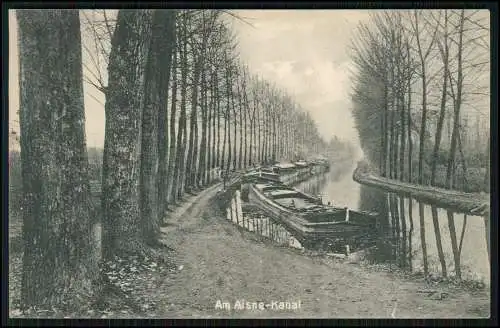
<box><xmin>143</xmin><ymin>183</ymin><xmax>489</xmax><ymax>319</ymax></box>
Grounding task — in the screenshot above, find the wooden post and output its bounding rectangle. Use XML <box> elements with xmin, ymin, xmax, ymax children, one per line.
<box><xmin>231</xmin><ymin>196</ymin><xmax>237</xmax><ymax>224</ymax></box>
<box><xmin>235</xmin><ymin>190</ymin><xmax>243</xmax><ymax>226</ymax></box>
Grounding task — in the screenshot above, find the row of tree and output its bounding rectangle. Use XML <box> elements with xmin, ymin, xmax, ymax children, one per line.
<box><xmin>16</xmin><ymin>9</ymin><xmax>336</xmax><ymax>311</ymax></box>
<box><xmin>350</xmin><ymin>10</ymin><xmax>489</xmax><ymax>279</ymax></box>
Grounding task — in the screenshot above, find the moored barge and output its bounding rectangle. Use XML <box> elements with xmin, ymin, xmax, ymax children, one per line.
<box><xmin>246</xmin><ymin>179</ymin><xmax>379</xmax><ymax>248</ymax></box>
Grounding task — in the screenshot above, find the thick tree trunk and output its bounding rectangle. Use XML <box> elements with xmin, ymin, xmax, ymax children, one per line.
<box><xmin>18</xmin><ymin>9</ymin><xmax>98</xmax><ymax>311</ymax></box>
<box><xmin>102</xmin><ymin>10</ymin><xmax>153</xmax><ymax>258</ymax></box>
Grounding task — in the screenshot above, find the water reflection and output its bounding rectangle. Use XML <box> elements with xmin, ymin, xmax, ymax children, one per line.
<box><xmin>360</xmin><ymin>192</ymin><xmax>490</xmax><ymax>283</ymax></box>
<box><xmin>313</xmin><ymin>162</ymin><xmax>490</xmax><ymax>283</ymax></box>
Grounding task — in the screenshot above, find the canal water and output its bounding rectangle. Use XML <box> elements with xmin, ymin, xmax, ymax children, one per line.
<box><xmin>301</xmin><ymin>161</ymin><xmax>490</xmax><ymax>284</ymax></box>
<box><xmin>224</xmin><ymin>160</ymin><xmax>490</xmax><ymax>283</ymax></box>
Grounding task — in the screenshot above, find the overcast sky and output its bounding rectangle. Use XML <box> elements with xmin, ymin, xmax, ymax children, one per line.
<box><xmin>9</xmin><ymin>10</ymin><xmax>372</xmax><ymax>153</ymax></box>
<box><xmin>230</xmin><ymin>10</ymin><xmax>371</xmax><ymax>155</ymax></box>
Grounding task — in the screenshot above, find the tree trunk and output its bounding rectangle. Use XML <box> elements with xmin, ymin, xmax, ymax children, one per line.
<box><xmin>381</xmin><ymin>83</ymin><xmax>389</xmax><ymax>177</ymax></box>
<box><xmin>232</xmin><ymin>95</ymin><xmax>238</xmax><ymax>170</ymax></box>
<box><xmin>263</xmin><ymin>109</ymin><xmax>268</xmax><ymax>164</ymax></box>
<box><xmin>166</xmin><ymin>48</ymin><xmax>178</xmax><ymax>204</ymax></box>
<box><xmin>257</xmin><ymin>103</ymin><xmax>262</xmax><ymax>164</ymax></box>
<box><xmin>198</xmin><ymin>69</ymin><xmax>209</xmax><ymax>186</ymax></box>
<box><xmin>249</xmin><ymin>111</ymin><xmax>255</xmax><ymax>167</ymax></box>
<box><xmin>210</xmin><ymin>79</ymin><xmax>217</xmax><ymax>172</ymax></box>
<box><xmin>172</xmin><ymin>17</ymin><xmax>189</xmax><ymax>202</ymax></box>
<box><xmin>193</xmin><ymin>101</ymin><xmax>200</xmax><ymax>188</ymax></box>
<box><xmin>431</xmin><ymin>11</ymin><xmax>449</xmax><ymax>186</ymax></box>
<box><xmin>18</xmin><ymin>9</ymin><xmax>98</xmax><ymax>311</ymax></box>
<box><xmin>216</xmin><ymin>78</ymin><xmax>221</xmax><ymax>169</ymax></box>
<box><xmin>141</xmin><ymin>10</ymin><xmax>177</xmax><ymax>243</ymax></box>
<box><xmin>445</xmin><ymin>10</ymin><xmax>466</xmax><ymax>280</ymax></box>
<box><xmin>429</xmin><ymin>11</ymin><xmax>450</xmax><ymax>279</ymax></box>
<box><xmin>185</xmin><ymin>59</ymin><xmax>202</xmax><ymax>192</ymax></box>
<box><xmin>101</xmin><ymin>10</ymin><xmax>153</xmax><ymax>258</ymax></box>
<box><xmin>207</xmin><ymin>73</ymin><xmax>214</xmax><ymax>184</ymax></box>
<box><xmin>271</xmin><ymin>114</ymin><xmax>278</xmax><ymax>162</ymax></box>
<box><xmin>225</xmin><ymin>68</ymin><xmax>232</xmax><ymax>172</ymax></box>
<box><xmin>156</xmin><ymin>10</ymin><xmax>176</xmax><ymax>219</ymax></box>
<box><xmin>406</xmin><ymin>53</ymin><xmax>415</xmax><ymax>270</ymax></box>
<box><xmin>417</xmin><ymin>69</ymin><xmax>428</xmax><ymax>182</ymax></box>
<box><xmin>237</xmin><ymin>77</ymin><xmax>244</xmax><ymax>170</ymax></box>
<box><xmin>243</xmin><ymin>80</ymin><xmax>249</xmax><ymax>168</ymax></box>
